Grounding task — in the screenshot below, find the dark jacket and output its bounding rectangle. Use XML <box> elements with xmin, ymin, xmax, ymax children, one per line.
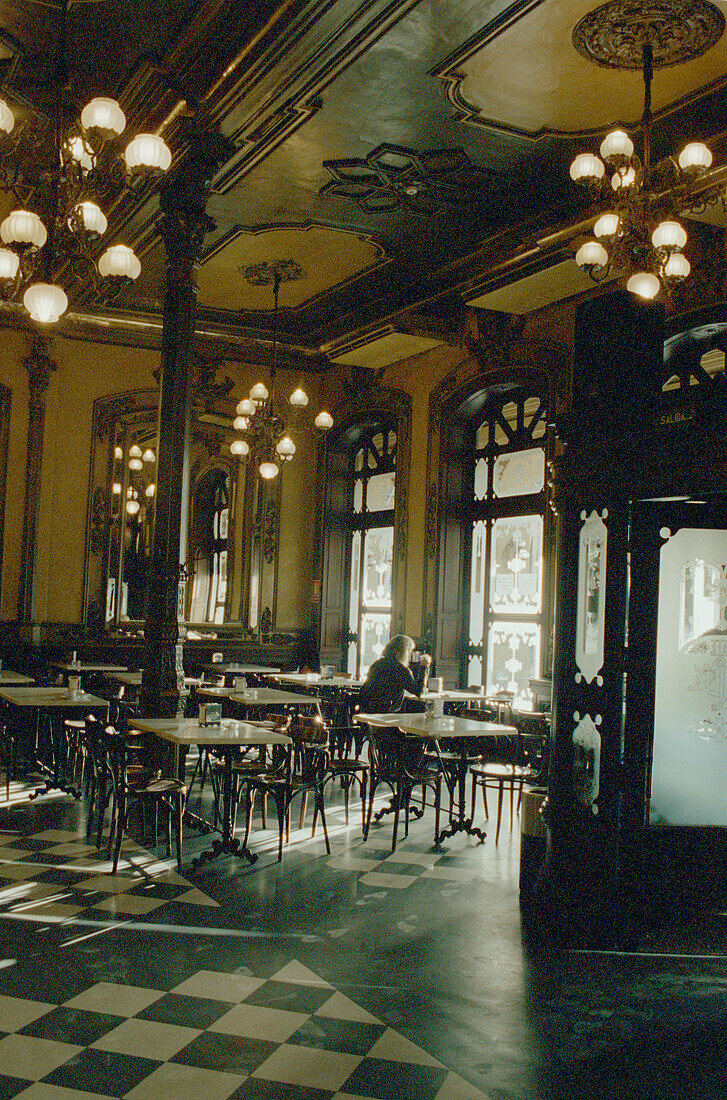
<box><xmin>358</xmin><ymin>654</ymin><xmax>427</xmax><ymax>713</ymax></box>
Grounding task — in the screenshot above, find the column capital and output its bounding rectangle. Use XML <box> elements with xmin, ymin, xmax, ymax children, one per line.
<box><xmin>158</xmin><ymin>126</ymin><xmax>234</xmax><ymax>267</ymax></box>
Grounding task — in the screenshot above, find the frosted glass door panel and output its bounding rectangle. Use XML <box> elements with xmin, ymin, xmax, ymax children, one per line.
<box><xmin>363</xmin><ymin>528</ymin><xmax>393</xmax><ymax>607</ymax></box>
<box><xmin>651</xmin><ymin>528</ymin><xmax>727</xmax><ymax>827</ymax></box>
<box><xmin>486</xmin><ymin>620</ymin><xmax>539</xmax><ymax>709</ymax></box>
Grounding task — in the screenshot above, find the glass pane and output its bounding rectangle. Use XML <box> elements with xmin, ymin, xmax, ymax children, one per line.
<box><xmin>362</xmin><ymin>527</ymin><xmax>393</xmax><ymax>608</ymax></box>
<box><xmin>468</xmin><ymin>655</ymin><xmax>483</xmax><ymax>690</ymax></box>
<box><xmin>469</xmin><ymin>521</ymin><xmax>486</xmax><ymax>646</ymax></box>
<box><xmin>475</xmin><ymin>421</ymin><xmax>489</xmax><ymax>448</ymax></box>
<box><xmin>576</xmin><ymin>510</ymin><xmax>607</xmax><ymax>683</ymax></box>
<box><xmin>368</xmin><ymin>433</ymin><xmax>384</xmax><ymax>468</ymax></box>
<box><xmin>355</xmin><ymin>447</ymin><xmax>364</xmax><ymax>472</ymax></box>
<box><xmin>474</xmin><ymin>457</ymin><xmax>487</xmax><ymax>501</ymax></box>
<box><xmin>213</xmin><ymin>512</ymin><xmax>219</xmax><ymax>539</ymax></box>
<box><xmin>680</xmin><ymin>558</ymin><xmax>721</xmax><ymax>650</ymax></box>
<box><xmin>489</xmin><ymin>515</ymin><xmax>543</xmax><ymax>614</ymax></box>
<box><xmin>366</xmin><ymin>471</ymin><xmax>395</xmax><ymax>512</ymax></box>
<box><xmin>353</xmin><ymin>479</ymin><xmax>363</xmax><ymax>513</ymax></box>
<box><xmin>348</xmin><ymin>531</ymin><xmax>361</xmax><ymax>632</ymax></box>
<box><xmin>219</xmin><ymin>507</ymin><xmax>229</xmax><ymax>540</ymax></box>
<box><xmin>360</xmin><ymin>613</ymin><xmax>390</xmax><ymax>678</ymax></box>
<box><xmin>651</xmin><ymin>528</ymin><xmax>727</xmax><ymax>826</ymax></box>
<box><xmin>207</xmin><ymin>551</ymin><xmax>219</xmax><ymax>622</ymax></box>
<box><xmin>347</xmin><ymin>640</ymin><xmax>358</xmax><ymax>676</ymax></box>
<box><xmin>493</xmin><ymin>448</ymin><xmax>545</xmax><ymax>498</ymax></box>
<box><xmin>486</xmin><ymin>621</ymin><xmax>539</xmax><ymax>710</ymax></box>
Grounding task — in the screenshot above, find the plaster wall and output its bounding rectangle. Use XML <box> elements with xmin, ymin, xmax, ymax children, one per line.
<box><xmin>0</xmin><ymin>330</ymin><xmax>32</xmax><ymax>621</ymax></box>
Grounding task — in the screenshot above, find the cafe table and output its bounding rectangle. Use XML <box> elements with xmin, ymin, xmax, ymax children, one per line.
<box><xmin>353</xmin><ymin>711</ymin><xmax>516</xmax><ymax>846</ymax></box>
<box><xmin>202</xmin><ymin>663</ymin><xmax>280</xmax><ymax>685</ymax></box>
<box><xmin>0</xmin><ymin>685</ymin><xmax>109</xmax><ymax>799</ymax></box>
<box><xmin>0</xmin><ymin>670</ymin><xmax>34</xmax><ymax>685</ymax></box>
<box><xmin>196</xmin><ymin>685</ymin><xmax>321</xmax><ymax>719</ymax></box>
<box><xmin>131</xmin><ymin>716</ymin><xmax>291</xmax><ymax>867</ymax></box>
<box><xmin>105</xmin><ymin>671</ymin><xmax>203</xmax><ymax>688</ymax></box>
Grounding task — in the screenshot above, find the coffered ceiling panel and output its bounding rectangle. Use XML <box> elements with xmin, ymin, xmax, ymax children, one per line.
<box><xmin>434</xmin><ymin>0</ymin><xmax>727</xmax><ymax>140</ymax></box>
<box><xmin>197</xmin><ymin>223</ymin><xmax>389</xmax><ymax>312</ymax></box>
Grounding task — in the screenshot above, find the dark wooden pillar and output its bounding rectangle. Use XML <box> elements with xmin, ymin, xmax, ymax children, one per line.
<box><xmin>18</xmin><ymin>336</ymin><xmax>57</xmax><ymax>624</ymax></box>
<box><xmin>140</xmin><ymin>130</ymin><xmax>231</xmax><ymax>717</ymax></box>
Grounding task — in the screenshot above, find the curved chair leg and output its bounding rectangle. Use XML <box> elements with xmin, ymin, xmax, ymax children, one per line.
<box><xmin>315</xmin><ymin>790</ymin><xmax>331</xmax><ymax>854</ymax></box>
<box><xmin>112</xmin><ymin>796</ymin><xmax>125</xmax><ymax>873</ymax></box>
<box><xmin>495</xmin><ymin>781</ymin><xmax>504</xmax><ymax>845</ymax></box>
<box><xmin>175</xmin><ymin>795</ymin><xmax>184</xmax><ymax>872</ymax></box>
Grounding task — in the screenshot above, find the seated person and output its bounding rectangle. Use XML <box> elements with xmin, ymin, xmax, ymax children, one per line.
<box><xmin>358</xmin><ymin>635</ymin><xmax>431</xmax><ymax>713</ymax></box>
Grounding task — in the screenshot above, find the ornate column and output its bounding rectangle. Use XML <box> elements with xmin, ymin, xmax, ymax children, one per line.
<box><xmin>18</xmin><ymin>336</ymin><xmax>57</xmax><ymax>624</ymax></box>
<box><xmin>140</xmin><ymin>130</ymin><xmax>231</xmax><ymax>717</ymax></box>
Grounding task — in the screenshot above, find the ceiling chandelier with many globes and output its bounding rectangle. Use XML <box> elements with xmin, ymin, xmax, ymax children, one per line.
<box><xmin>568</xmin><ymin>0</ymin><xmax>726</xmax><ymax>300</ymax></box>
<box><xmin>230</xmin><ymin>263</ymin><xmax>333</xmax><ymax>479</ymax></box>
<box><xmin>0</xmin><ymin>0</ymin><xmax>172</xmax><ymax>324</ymax></box>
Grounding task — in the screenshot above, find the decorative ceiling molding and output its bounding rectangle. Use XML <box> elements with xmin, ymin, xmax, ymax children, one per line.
<box><xmin>431</xmin><ymin>0</ymin><xmax>727</xmax><ymax>142</ymax></box>
<box><xmin>321</xmin><ymin>144</ymin><xmax>496</xmax><ymax>217</ymax></box>
<box><xmin>572</xmin><ymin>1</ymin><xmax>724</xmax><ymax>71</ymax></box>
<box><xmin>198</xmin><ymin>221</ymin><xmax>390</xmax><ymax>313</ymax></box>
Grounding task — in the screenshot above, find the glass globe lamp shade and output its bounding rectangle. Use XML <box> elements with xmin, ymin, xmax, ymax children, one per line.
<box><xmin>126</xmin><ymin>499</ymin><xmax>140</xmax><ymax>516</ymax></box>
<box><xmin>594</xmin><ymin>213</ymin><xmax>621</xmax><ymax>240</ymax></box>
<box><xmin>128</xmin><ymin>444</ymin><xmax>142</xmax><ymax>458</ymax></box>
<box><xmin>81</xmin><ymin>97</ymin><xmax>126</xmax><ymax>138</ymax></box>
<box><xmin>276</xmin><ymin>436</ymin><xmax>296</xmax><ymax>459</ymax></box>
<box><xmin>112</xmin><ymin>482</ymin><xmax>122</xmax><ymax>495</ymax></box>
<box><xmin>128</xmin><ymin>457</ymin><xmax>143</xmax><ymax>471</ymax></box>
<box><xmin>599</xmin><ymin>129</ymin><xmax>634</xmax><ymax>163</ymax></box>
<box><xmin>67</xmin><ymin>137</ymin><xmax>94</xmax><ymax>172</ymax></box>
<box><xmin>259</xmin><ymin>460</ymin><xmax>279</xmax><ymax>479</ymax></box>
<box><xmin>71</xmin><ymin>201</ymin><xmax>107</xmax><ymax>236</ymax></box>
<box><xmin>569</xmin><ymin>153</ymin><xmax>605</xmax><ymax>182</ymax></box>
<box><xmin>611</xmin><ymin>167</ymin><xmax>636</xmax><ymax>190</ymax></box>
<box><xmin>23</xmin><ymin>283</ymin><xmax>68</xmax><ymax>323</ymax></box>
<box><xmin>114</xmin><ymin>446</ymin><xmax>123</xmax><ymax>460</ymax></box>
<box><xmin>664</xmin><ymin>253</ymin><xmax>690</xmax><ymax>281</ymax></box>
<box><xmin>145</xmin><ymin>483</ymin><xmax>155</xmax><ymax>498</ymax></box>
<box><xmin>651</xmin><ymin>220</ymin><xmax>687</xmax><ymax>252</ymax></box>
<box><xmin>98</xmin><ymin>244</ymin><xmax>141</xmax><ymax>280</ymax></box>
<box><xmin>289</xmin><ymin>388</ymin><xmax>308</xmax><ymax>407</ymax></box>
<box><xmin>314</xmin><ymin>410</ymin><xmax>334</xmax><ymax>431</ymax></box>
<box><xmin>0</xmin><ymin>99</ymin><xmax>14</xmax><ymax>134</ymax></box>
<box><xmin>230</xmin><ymin>439</ymin><xmax>250</xmax><ymax>457</ymax></box>
<box><xmin>627</xmin><ymin>271</ymin><xmax>660</xmax><ymax>299</ymax></box>
<box><xmin>250</xmin><ymin>382</ymin><xmax>269</xmax><ymax>403</ymax></box>
<box><xmin>678</xmin><ymin>142</ymin><xmax>712</xmax><ymax>173</ymax></box>
<box><xmin>236</xmin><ymin>398</ymin><xmax>255</xmax><ymax>417</ymax></box>
<box><xmin>575</xmin><ymin>241</ymin><xmax>608</xmax><ymax>270</ymax></box>
<box><xmin>142</xmin><ymin>448</ymin><xmax>155</xmax><ymax>463</ymax></box>
<box><xmin>0</xmin><ymin>249</ymin><xmax>19</xmax><ymax>280</ymax></box>
<box><xmin>124</xmin><ymin>133</ymin><xmax>172</xmax><ymax>173</ymax></box>
<box><xmin>1</xmin><ymin>210</ymin><xmax>47</xmax><ymax>248</ymax></box>
<box><xmin>233</xmin><ymin>416</ymin><xmax>249</xmax><ymax>431</ymax></box>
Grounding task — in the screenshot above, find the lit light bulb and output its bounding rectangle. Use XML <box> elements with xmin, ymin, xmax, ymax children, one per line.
<box><xmin>145</xmin><ymin>483</ymin><xmax>155</xmax><ymax>498</ymax></box>
<box><xmin>70</xmin><ymin>201</ymin><xmax>107</xmax><ymax>236</ymax></box>
<box><xmin>98</xmin><ymin>244</ymin><xmax>141</xmax><ymax>280</ymax></box>
<box><xmin>678</xmin><ymin>142</ymin><xmax>712</xmax><ymax>173</ymax></box>
<box><xmin>126</xmin><ymin>499</ymin><xmax>140</xmax><ymax>516</ymax></box>
<box><xmin>233</xmin><ymin>416</ymin><xmax>249</xmax><ymax>431</ymax></box>
<box><xmin>575</xmin><ymin>241</ymin><xmax>608</xmax><ymax>270</ymax></box>
<box><xmin>230</xmin><ymin>439</ymin><xmax>250</xmax><ymax>457</ymax></box>
<box><xmin>627</xmin><ymin>271</ymin><xmax>660</xmax><ymax>299</ymax></box>
<box><xmin>142</xmin><ymin>448</ymin><xmax>155</xmax><ymax>463</ymax></box>
<box><xmin>81</xmin><ymin>97</ymin><xmax>126</xmax><ymax>138</ymax></box>
<box><xmin>651</xmin><ymin>221</ymin><xmax>687</xmax><ymax>252</ymax></box>
<box><xmin>569</xmin><ymin>153</ymin><xmax>605</xmax><ymax>182</ymax></box>
<box><xmin>112</xmin><ymin>482</ymin><xmax>122</xmax><ymax>495</ymax></box>
<box><xmin>124</xmin><ymin>133</ymin><xmax>172</xmax><ymax>172</ymax></box>
<box><xmin>114</xmin><ymin>446</ymin><xmax>123</xmax><ymax>460</ymax></box>
<box><xmin>259</xmin><ymin>460</ymin><xmax>279</xmax><ymax>479</ymax></box>
<box><xmin>236</xmin><ymin>398</ymin><xmax>255</xmax><ymax>417</ymax></box>
<box><xmin>0</xmin><ymin>99</ymin><xmax>14</xmax><ymax>134</ymax></box>
<box><xmin>250</xmin><ymin>382</ymin><xmax>269</xmax><ymax>403</ymax></box>
<box><xmin>129</xmin><ymin>444</ymin><xmax>142</xmax><ymax>458</ymax></box>
<box><xmin>67</xmin><ymin>136</ymin><xmax>94</xmax><ymax>172</ymax></box>
<box><xmin>663</xmin><ymin>253</ymin><xmax>690</xmax><ymax>281</ymax></box>
<box><xmin>314</xmin><ymin>410</ymin><xmax>334</xmax><ymax>431</ymax></box>
<box><xmin>23</xmin><ymin>283</ymin><xmax>68</xmax><ymax>323</ymax></box>
<box><xmin>129</xmin><ymin>457</ymin><xmax>143</xmax><ymax>471</ymax></box>
<box><xmin>1</xmin><ymin>210</ymin><xmax>47</xmax><ymax>249</ymax></box>
<box><xmin>289</xmin><ymin>388</ymin><xmax>308</xmax><ymax>407</ymax></box>
<box><xmin>611</xmin><ymin>167</ymin><xmax>636</xmax><ymax>190</ymax></box>
<box><xmin>594</xmin><ymin>213</ymin><xmax>621</xmax><ymax>240</ymax></box>
<box><xmin>599</xmin><ymin>129</ymin><xmax>634</xmax><ymax>163</ymax></box>
<box><xmin>0</xmin><ymin>249</ymin><xmax>19</xmax><ymax>280</ymax></box>
<box><xmin>276</xmin><ymin>436</ymin><xmax>296</xmax><ymax>460</ymax></box>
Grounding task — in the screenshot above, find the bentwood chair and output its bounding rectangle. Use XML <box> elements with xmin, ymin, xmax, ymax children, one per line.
<box><xmin>469</xmin><ymin>725</ymin><xmax>547</xmax><ymax>844</ymax></box>
<box><xmin>363</xmin><ymin>725</ymin><xmax>441</xmax><ymax>852</ymax></box>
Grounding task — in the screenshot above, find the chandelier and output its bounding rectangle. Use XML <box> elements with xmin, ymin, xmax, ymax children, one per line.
<box><xmin>568</xmin><ymin>2</ymin><xmax>726</xmax><ymax>300</ymax></box>
<box><xmin>0</xmin><ymin>0</ymin><xmax>172</xmax><ymax>324</ymax></box>
<box><xmin>112</xmin><ymin>440</ymin><xmax>156</xmax><ymax>517</ymax></box>
<box><xmin>230</xmin><ymin>264</ymin><xmax>333</xmax><ymax>479</ymax></box>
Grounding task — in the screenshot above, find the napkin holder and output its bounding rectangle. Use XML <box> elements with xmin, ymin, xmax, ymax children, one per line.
<box><xmin>211</xmin><ymin>652</ymin><xmax>223</xmax><ymax>663</ymax></box>
<box><xmin>234</xmin><ymin>676</ymin><xmax>247</xmax><ymax>691</ymax></box>
<box><xmin>428</xmin><ymin>676</ymin><xmax>443</xmax><ymax>694</ymax></box>
<box><xmin>198</xmin><ymin>702</ymin><xmax>222</xmax><ymax>726</ymax></box>
<box><xmin>67</xmin><ymin>674</ymin><xmax>81</xmax><ymax>697</ymax></box>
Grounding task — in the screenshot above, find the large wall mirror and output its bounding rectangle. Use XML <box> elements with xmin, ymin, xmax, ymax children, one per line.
<box><xmin>83</xmin><ymin>373</ymin><xmax>281</xmax><ymax>634</ymax></box>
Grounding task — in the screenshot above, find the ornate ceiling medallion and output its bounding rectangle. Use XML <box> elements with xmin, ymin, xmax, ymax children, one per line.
<box><xmin>240</xmin><ymin>259</ymin><xmax>304</xmax><ymax>286</ymax></box>
<box><xmin>573</xmin><ymin>0</ymin><xmax>724</xmax><ymax>70</ymax></box>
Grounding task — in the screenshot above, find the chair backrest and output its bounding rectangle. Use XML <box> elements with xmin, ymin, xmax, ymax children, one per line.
<box><xmin>366</xmin><ymin>726</ymin><xmax>400</xmax><ymax>782</ymax></box>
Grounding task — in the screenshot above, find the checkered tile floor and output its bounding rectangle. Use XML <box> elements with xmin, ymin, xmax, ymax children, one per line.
<box><xmin>0</xmin><ymin>830</ymin><xmax>218</xmax><ymax>921</ymax></box>
<box><xmin>325</xmin><ymin>839</ymin><xmax>485</xmax><ymax>892</ymax></box>
<box><xmin>0</xmin><ymin>959</ymin><xmax>487</xmax><ymax>1099</ymax></box>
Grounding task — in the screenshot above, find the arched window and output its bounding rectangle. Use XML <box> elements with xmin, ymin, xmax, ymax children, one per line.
<box><xmin>189</xmin><ymin>469</ymin><xmax>230</xmax><ymax>624</ymax></box>
<box><xmin>347</xmin><ymin>427</ymin><xmax>396</xmax><ymax>676</ymax></box>
<box><xmin>466</xmin><ymin>390</ymin><xmax>548</xmax><ymax>708</ymax></box>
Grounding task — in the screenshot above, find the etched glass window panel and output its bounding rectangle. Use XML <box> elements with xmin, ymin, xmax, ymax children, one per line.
<box><xmin>347</xmin><ymin>640</ymin><xmax>357</xmax><ymax>676</ymax></box>
<box><xmin>474</xmin><ymin>457</ymin><xmax>487</xmax><ymax>501</ymax></box>
<box><xmin>651</xmin><ymin>528</ymin><xmax>727</xmax><ymax>826</ymax></box>
<box><xmin>219</xmin><ymin>507</ymin><xmax>229</xmax><ymax>540</ymax></box>
<box><xmin>575</xmin><ymin>511</ymin><xmax>607</xmax><ymax>683</ymax></box>
<box><xmin>469</xmin><ymin>521</ymin><xmax>486</xmax><ymax>647</ymax></box>
<box><xmin>362</xmin><ymin>527</ymin><xmax>393</xmax><ymax>607</ymax></box>
<box><xmin>486</xmin><ymin>620</ymin><xmax>539</xmax><ymax>710</ymax></box>
<box><xmin>468</xmin><ymin>655</ymin><xmax>483</xmax><ymax>690</ymax></box>
<box><xmin>679</xmin><ymin>558</ymin><xmax>721</xmax><ymax>650</ymax></box>
<box><xmin>355</xmin><ymin>447</ymin><xmax>364</xmax><ymax>473</ymax></box>
<box><xmin>360</xmin><ymin>612</ymin><xmax>390</xmax><ymax>678</ymax></box>
<box><xmin>368</xmin><ymin>433</ymin><xmax>384</xmax><ymax>468</ymax></box>
<box><xmin>489</xmin><ymin>515</ymin><xmax>542</xmax><ymax>614</ymax></box>
<box><xmin>353</xmin><ymin>480</ymin><xmax>363</xmax><ymax>513</ymax></box>
<box><xmin>366</xmin><ymin>471</ymin><xmax>395</xmax><ymax>512</ymax></box>
<box><xmin>475</xmin><ymin>421</ymin><xmax>489</xmax><ymax>448</ymax></box>
<box><xmin>493</xmin><ymin>448</ymin><xmax>545</xmax><ymax>498</ymax></box>
<box><xmin>348</xmin><ymin>531</ymin><xmax>361</xmax><ymax>631</ymax></box>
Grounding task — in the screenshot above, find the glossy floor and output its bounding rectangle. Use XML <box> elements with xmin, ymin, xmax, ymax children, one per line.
<box><xmin>0</xmin><ymin>778</ymin><xmax>725</xmax><ymax>1099</ymax></box>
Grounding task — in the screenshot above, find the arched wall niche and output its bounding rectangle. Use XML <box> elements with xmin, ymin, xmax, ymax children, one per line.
<box><xmin>318</xmin><ymin>383</ymin><xmax>412</xmax><ymax>671</ymax></box>
<box><xmin>422</xmin><ymin>337</ymin><xmax>567</xmax><ymax>688</ymax></box>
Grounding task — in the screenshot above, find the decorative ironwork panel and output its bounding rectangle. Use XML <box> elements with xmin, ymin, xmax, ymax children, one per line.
<box><xmin>575</xmin><ymin>509</ymin><xmax>608</xmax><ymax>685</ymax></box>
